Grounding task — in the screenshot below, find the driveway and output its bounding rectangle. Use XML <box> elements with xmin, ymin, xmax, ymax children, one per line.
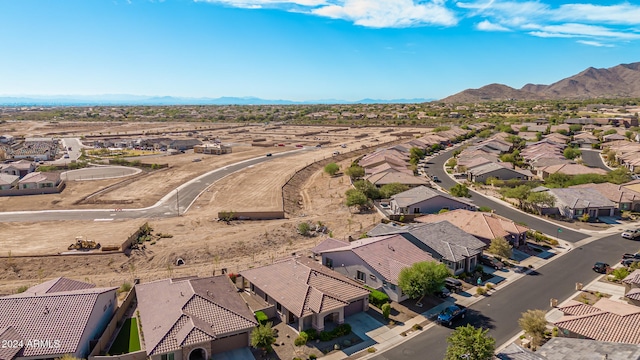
<box><xmin>343</xmin><ymin>312</ymin><xmax>385</xmax><ymax>355</ymax></box>
<box><xmin>581</xmin><ymin>149</ymin><xmax>610</xmax><ymax>170</ymax></box>
<box><xmin>213</xmin><ymin>347</ymin><xmax>254</xmax><ymax>360</ymax></box>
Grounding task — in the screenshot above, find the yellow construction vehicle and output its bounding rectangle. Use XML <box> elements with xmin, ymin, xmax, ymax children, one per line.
<box><xmin>68</xmin><ymin>236</ymin><xmax>101</xmax><ymax>251</ymax></box>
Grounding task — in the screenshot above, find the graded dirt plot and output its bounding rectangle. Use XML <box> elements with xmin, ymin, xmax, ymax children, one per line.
<box><xmin>0</xmin><ymin>219</ymin><xmax>141</xmax><ymax>256</ymax></box>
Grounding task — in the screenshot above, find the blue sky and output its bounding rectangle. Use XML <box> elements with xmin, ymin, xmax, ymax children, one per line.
<box><xmin>1</xmin><ymin>0</ymin><xmax>639</xmax><ymax>101</ymax></box>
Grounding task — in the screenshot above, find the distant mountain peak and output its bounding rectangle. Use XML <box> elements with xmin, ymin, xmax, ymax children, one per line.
<box><xmin>441</xmin><ymin>62</ymin><xmax>640</xmax><ymax>103</ymax></box>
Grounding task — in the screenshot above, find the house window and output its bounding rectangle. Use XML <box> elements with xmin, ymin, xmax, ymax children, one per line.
<box><xmin>575</xmin><ymin>209</ymin><xmax>584</xmax><ymax>216</ymax></box>
<box><xmin>250</xmin><ymin>283</ymin><xmax>255</xmax><ymax>292</ymax></box>
<box><xmin>622</xmin><ymin>203</ymin><xmax>630</xmax><ymax>210</ymax></box>
<box><xmin>276</xmin><ymin>302</ymin><xmax>282</xmax><ymax>312</ymax></box>
<box><xmin>413</xmin><ymin>208</ymin><xmax>421</xmax><ymax>214</ymax></box>
<box><xmin>356</xmin><ymin>271</ymin><xmax>366</xmax><ymax>282</ymax></box>
<box><xmin>325</xmin><ymin>258</ymin><xmax>333</xmax><ymax>268</ymax></box>
<box><xmin>369</xmin><ymin>274</ymin><xmax>377</xmax><ymax>281</ymax></box>
<box><xmin>161</xmin><ymin>353</ymin><xmax>174</xmax><ymax>360</ymax></box>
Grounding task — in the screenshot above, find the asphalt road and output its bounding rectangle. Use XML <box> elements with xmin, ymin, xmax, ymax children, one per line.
<box><xmin>425</xmin><ymin>148</ymin><xmax>589</xmax><ymax>242</ymax></box>
<box><xmin>0</xmin><ymin>150</ymin><xmax>306</xmax><ymax>222</ymax></box>
<box><xmin>373</xmin><ymin>233</ymin><xmax>640</xmax><ymax>360</ymax></box>
<box><xmin>580</xmin><ymin>149</ymin><xmax>610</xmax><ymax>170</ymax></box>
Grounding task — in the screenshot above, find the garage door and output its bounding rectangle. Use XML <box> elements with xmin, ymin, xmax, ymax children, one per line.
<box><xmin>212</xmin><ymin>332</ymin><xmax>249</xmax><ymax>354</ymax></box>
<box><xmin>344</xmin><ymin>299</ymin><xmax>364</xmax><ymax>317</ymax></box>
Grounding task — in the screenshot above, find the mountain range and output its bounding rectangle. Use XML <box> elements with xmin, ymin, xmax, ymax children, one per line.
<box><xmin>0</xmin><ymin>95</ymin><xmax>431</xmax><ymax>106</ymax></box>
<box><xmin>441</xmin><ymin>62</ymin><xmax>640</xmax><ymax>103</ymax></box>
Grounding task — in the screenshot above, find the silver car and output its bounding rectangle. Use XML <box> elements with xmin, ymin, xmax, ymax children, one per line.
<box><xmin>621</xmin><ymin>229</ymin><xmax>640</xmax><ymax>239</ymax></box>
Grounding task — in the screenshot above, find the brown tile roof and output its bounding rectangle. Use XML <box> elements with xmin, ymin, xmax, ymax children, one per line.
<box><xmin>570</xmin><ymin>183</ymin><xmax>640</xmax><ymax>204</ymax></box>
<box><xmin>540</xmin><ymin>163</ymin><xmax>608</xmax><ymax>176</ymax></box>
<box><xmin>135</xmin><ymin>276</ymin><xmax>257</xmax><ymax>356</ymax></box>
<box><xmin>0</xmin><ymin>327</ymin><xmax>23</xmax><ymax>360</ymax></box>
<box><xmin>364</xmin><ymin>163</ymin><xmax>412</xmax><ymax>176</ymax></box>
<box><xmin>415</xmin><ymin>209</ymin><xmax>528</xmax><ymax>243</ymax></box>
<box><xmin>365</xmin><ymin>170</ymin><xmax>428</xmax><ymax>186</ymax></box>
<box><xmin>0</xmin><ymin>280</ymin><xmax>117</xmax><ymax>357</ymax></box>
<box><xmin>311</xmin><ymin>238</ymin><xmax>349</xmax><ymax>255</ymax></box>
<box><xmin>627</xmin><ymin>288</ymin><xmax>640</xmax><ymax>301</ymax></box>
<box><xmin>624</xmin><ymin>269</ymin><xmax>640</xmax><ymax>286</ymax></box>
<box><xmin>240</xmin><ymin>257</ymin><xmax>369</xmax><ymax>318</ymax></box>
<box><xmin>319</xmin><ymin>234</ymin><xmax>435</xmax><ymax>284</ymax></box>
<box><xmin>21</xmin><ymin>277</ymin><xmax>96</xmax><ymax>295</ymax></box>
<box><xmin>555</xmin><ymin>298</ymin><xmax>640</xmax><ymax>344</ymax></box>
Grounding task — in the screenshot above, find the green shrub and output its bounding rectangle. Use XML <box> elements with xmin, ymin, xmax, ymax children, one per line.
<box><xmin>309</xmin><ymin>354</ymin><xmax>317</xmax><ymax>360</ymax></box>
<box><xmin>485</xmin><ymin>283</ymin><xmax>494</xmax><ymax>290</ymax></box>
<box><xmin>118</xmin><ymin>282</ymin><xmax>132</xmax><ymax>293</ymax></box>
<box><xmin>294</xmin><ymin>332</ymin><xmax>308</xmax><ymax>346</ymax></box>
<box><xmin>478</xmin><ymin>206</ymin><xmax>493</xmax><ymax>212</ymax></box>
<box><xmin>367</xmin><ymin>347</ymin><xmax>377</xmax><ymax>353</ymax></box>
<box><xmin>552</xmin><ymin>327</ymin><xmax>558</xmax><ymax>337</ymax></box>
<box><xmin>412</xmin><ymin>324</ymin><xmax>422</xmax><ymax>331</ymax></box>
<box><xmin>365</xmin><ymin>286</ymin><xmax>390</xmax><ymax>308</ymax></box>
<box><xmin>16</xmin><ymin>285</ymin><xmax>28</xmax><ymax>293</ymax></box>
<box><xmin>255</xmin><ymin>311</ymin><xmax>268</xmax><ymax>325</ymax></box>
<box><xmin>319</xmin><ymin>331</ymin><xmax>332</xmax><ymax>342</ymax></box>
<box><xmin>476</xmin><ymin>287</ymin><xmax>487</xmax><ymax>296</ymax></box>
<box><xmin>302</xmin><ymin>329</ymin><xmax>318</xmax><ymax>341</ymax></box>
<box><xmin>381</xmin><ymin>303</ymin><xmax>391</xmax><ymax>320</ymax></box>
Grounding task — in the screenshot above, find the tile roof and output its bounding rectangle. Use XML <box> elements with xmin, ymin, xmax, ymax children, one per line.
<box><xmin>390</xmin><ymin>185</ymin><xmax>474</xmax><ymax>208</ymax></box>
<box><xmin>537</xmin><ymin>338</ymin><xmax>640</xmax><ymax>360</ymax></box>
<box><xmin>496</xmin><ymin>343</ymin><xmax>544</xmax><ymax>360</ymax></box>
<box><xmin>311</xmin><ymin>238</ymin><xmax>349</xmax><ymax>255</ymax></box>
<box><xmin>539</xmin><ymin>163</ymin><xmax>608</xmax><ymax>176</ymax></box>
<box><xmin>18</xmin><ymin>171</ymin><xmax>60</xmax><ymax>184</ymax></box>
<box><xmin>627</xmin><ymin>288</ymin><xmax>640</xmax><ymax>301</ymax></box>
<box><xmin>0</xmin><ymin>279</ymin><xmax>117</xmax><ymax>357</ymax></box>
<box><xmin>570</xmin><ymin>183</ymin><xmax>640</xmax><ymax>204</ymax></box>
<box><xmin>0</xmin><ymin>173</ymin><xmax>19</xmax><ymax>185</ymax></box>
<box><xmin>367</xmin><ymin>221</ymin><xmax>486</xmax><ymax>262</ymax></box>
<box><xmin>364</xmin><ymin>162</ymin><xmax>411</xmax><ymax>176</ymax></box>
<box><xmin>135</xmin><ymin>276</ymin><xmax>257</xmax><ymax>356</ymax></box>
<box><xmin>415</xmin><ymin>209</ymin><xmax>528</xmax><ymax>243</ymax></box>
<box><xmin>21</xmin><ymin>277</ymin><xmax>96</xmax><ymax>295</ymax></box>
<box><xmin>549</xmin><ymin>188</ymin><xmax>615</xmax><ymax>209</ymax></box>
<box><xmin>321</xmin><ymin>234</ymin><xmax>435</xmax><ymax>284</ymax></box>
<box><xmin>240</xmin><ymin>257</ymin><xmax>369</xmax><ymax>318</ymax></box>
<box><xmin>554</xmin><ymin>298</ymin><xmax>640</xmax><ymax>344</ymax></box>
<box><xmin>0</xmin><ymin>327</ymin><xmax>24</xmax><ymax>360</ymax></box>
<box><xmin>623</xmin><ymin>269</ymin><xmax>640</xmax><ymax>286</ymax></box>
<box><xmin>365</xmin><ymin>170</ymin><xmax>428</xmax><ymax>186</ymax></box>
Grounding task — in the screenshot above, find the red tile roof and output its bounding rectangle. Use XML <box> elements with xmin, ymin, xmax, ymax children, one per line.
<box><xmin>555</xmin><ymin>299</ymin><xmax>640</xmax><ymax>344</ymax></box>
<box><xmin>623</xmin><ymin>269</ymin><xmax>640</xmax><ymax>286</ymax></box>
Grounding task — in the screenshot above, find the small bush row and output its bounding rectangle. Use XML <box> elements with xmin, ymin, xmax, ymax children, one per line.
<box><xmin>364</xmin><ymin>286</ymin><xmax>390</xmax><ymax>308</ymax></box>
<box><xmin>302</xmin><ymin>323</ymin><xmax>351</xmax><ymax>342</ymax></box>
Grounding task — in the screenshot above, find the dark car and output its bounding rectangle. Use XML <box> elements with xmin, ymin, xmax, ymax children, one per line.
<box><xmin>435</xmin><ymin>286</ymin><xmax>451</xmax><ymax>298</ymax></box>
<box><xmin>480</xmin><ymin>255</ymin><xmax>504</xmax><ymax>270</ymax></box>
<box><xmin>432</xmin><ymin>176</ymin><xmax>441</xmax><ymax>183</ymax></box>
<box><xmin>622</xmin><ymin>253</ymin><xmax>640</xmax><ymax>261</ymax></box>
<box><xmin>592</xmin><ymin>262</ymin><xmax>609</xmax><ymax>274</ymax></box>
<box><xmin>444</xmin><ymin>277</ymin><xmax>463</xmax><ymax>293</ymax></box>
<box><xmin>266</xmin><ymin>153</ymin><xmax>272</xmax><ymax>157</ymax></box>
<box><xmin>436</xmin><ymin>305</ymin><xmax>466</xmax><ymax>326</ymax></box>
<box><xmin>622</xmin><ymin>259</ymin><xmax>640</xmax><ymax>267</ymax></box>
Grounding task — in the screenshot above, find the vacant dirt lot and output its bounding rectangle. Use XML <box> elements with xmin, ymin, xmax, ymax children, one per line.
<box><xmin>0</xmin><ymin>122</ymin><xmax>427</xmax><ymax>294</ymax></box>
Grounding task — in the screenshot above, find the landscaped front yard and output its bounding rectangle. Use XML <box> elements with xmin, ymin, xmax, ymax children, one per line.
<box><xmin>109</xmin><ymin>317</ymin><xmax>141</xmax><ymax>355</ymax></box>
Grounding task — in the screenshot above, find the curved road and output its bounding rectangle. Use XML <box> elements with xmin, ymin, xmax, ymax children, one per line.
<box><xmin>426</xmin><ymin>148</ymin><xmax>589</xmax><ymax>242</ymax></box>
<box><xmin>0</xmin><ymin>149</ymin><xmax>308</xmax><ymax>223</ymax></box>
<box><xmin>581</xmin><ymin>149</ymin><xmax>610</xmax><ymax>171</ymax></box>
<box><xmin>373</xmin><ymin>232</ymin><xmax>640</xmax><ymax>360</ymax></box>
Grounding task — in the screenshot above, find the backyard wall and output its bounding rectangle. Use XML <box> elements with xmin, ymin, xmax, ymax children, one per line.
<box><xmin>89</xmin><ymin>287</ymin><xmax>138</xmax><ymax>359</ymax></box>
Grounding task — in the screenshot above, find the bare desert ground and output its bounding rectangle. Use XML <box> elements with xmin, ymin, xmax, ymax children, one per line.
<box><xmin>0</xmin><ymin>122</ymin><xmax>426</xmax><ymax>294</ymax></box>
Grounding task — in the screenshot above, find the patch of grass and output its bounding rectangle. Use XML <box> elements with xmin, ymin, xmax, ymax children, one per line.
<box><xmin>109</xmin><ymin>318</ymin><xmax>141</xmax><ymax>354</ymax></box>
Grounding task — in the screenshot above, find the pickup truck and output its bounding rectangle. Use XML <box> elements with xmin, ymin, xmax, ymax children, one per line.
<box><xmin>436</xmin><ymin>305</ymin><xmax>466</xmax><ymax>326</ymax></box>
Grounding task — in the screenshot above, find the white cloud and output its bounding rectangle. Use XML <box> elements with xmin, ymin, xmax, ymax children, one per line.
<box><xmin>476</xmin><ymin>19</ymin><xmax>509</xmax><ymax>31</ymax></box>
<box><xmin>577</xmin><ymin>40</ymin><xmax>614</xmax><ymax>47</ymax></box>
<box><xmin>196</xmin><ymin>0</ymin><xmax>327</xmax><ymax>7</ymax></box>
<box><xmin>529</xmin><ymin>23</ymin><xmax>640</xmax><ymax>40</ymax></box>
<box><xmin>312</xmin><ymin>0</ymin><xmax>458</xmax><ymax>28</ymax></box>
<box><xmin>555</xmin><ymin>4</ymin><xmax>640</xmax><ymax>25</ymax></box>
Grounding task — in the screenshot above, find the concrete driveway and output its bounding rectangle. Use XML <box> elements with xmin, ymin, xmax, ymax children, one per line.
<box><xmin>213</xmin><ymin>347</ymin><xmax>254</xmax><ymax>360</ymax></box>
<box><xmin>342</xmin><ymin>312</ymin><xmax>385</xmax><ymax>355</ymax></box>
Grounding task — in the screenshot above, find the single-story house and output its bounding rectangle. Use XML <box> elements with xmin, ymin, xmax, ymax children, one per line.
<box><xmin>389</xmin><ymin>185</ymin><xmax>476</xmax><ymax>216</ymax></box>
<box><xmin>168</xmin><ymin>139</ymin><xmax>202</xmax><ymax>151</ymax></box>
<box><xmin>415</xmin><ymin>209</ymin><xmax>528</xmax><ymax>248</ymax></box>
<box><xmin>367</xmin><ymin>221</ymin><xmax>486</xmax><ymax>275</ymax></box>
<box><xmin>312</xmin><ymin>234</ymin><xmax>435</xmax><ymax>302</ymax></box>
<box><xmin>0</xmin><ymin>173</ymin><xmax>19</xmax><ymax>190</ymax></box>
<box><xmin>603</xmin><ymin>133</ymin><xmax>628</xmax><ymax>142</ymax></box>
<box><xmin>554</xmin><ymin>298</ymin><xmax>640</xmax><ymax>344</ymax></box>
<box><xmin>240</xmin><ymin>257</ymin><xmax>369</xmax><ymax>332</ymax></box>
<box><xmin>136</xmin><ymin>276</ymin><xmax>258</xmax><ymax>360</ymax></box>
<box><xmin>547</xmin><ymin>188</ymin><xmax>615</xmax><ymax>219</ymax></box>
<box><xmin>193</xmin><ymin>143</ymin><xmax>231</xmax><ymax>155</ymax></box>
<box><xmin>365</xmin><ymin>169</ymin><xmax>428</xmax><ymax>188</ymax></box>
<box><xmin>537</xmin><ymin>163</ymin><xmax>608</xmax><ymax>179</ymax></box>
<box><xmin>17</xmin><ymin>172</ymin><xmax>61</xmax><ymax>189</ymax></box>
<box><xmin>570</xmin><ymin>182</ymin><xmax>640</xmax><ymax>213</ymax></box>
<box><xmin>0</xmin><ymin>160</ymin><xmax>35</xmax><ymax>178</ymax></box>
<box><xmin>0</xmin><ymin>277</ymin><xmax>117</xmax><ymax>360</ymax></box>
<box><xmin>467</xmin><ymin>162</ymin><xmax>533</xmax><ymax>183</ymax></box>
<box><xmin>364</xmin><ymin>162</ymin><xmax>412</xmax><ymax>176</ymax></box>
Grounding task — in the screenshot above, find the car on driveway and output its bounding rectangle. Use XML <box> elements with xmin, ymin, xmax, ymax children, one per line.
<box><xmin>436</xmin><ymin>305</ymin><xmax>466</xmax><ymax>326</ymax></box>
<box><xmin>621</xmin><ymin>229</ymin><xmax>640</xmax><ymax>239</ymax></box>
<box><xmin>435</xmin><ymin>286</ymin><xmax>451</xmax><ymax>298</ymax></box>
<box><xmin>480</xmin><ymin>255</ymin><xmax>504</xmax><ymax>270</ymax></box>
<box><xmin>621</xmin><ymin>258</ymin><xmax>640</xmax><ymax>267</ymax></box>
<box><xmin>592</xmin><ymin>262</ymin><xmax>609</xmax><ymax>274</ymax></box>
<box><xmin>622</xmin><ymin>253</ymin><xmax>640</xmax><ymax>261</ymax></box>
<box><xmin>444</xmin><ymin>277</ymin><xmax>463</xmax><ymax>293</ymax></box>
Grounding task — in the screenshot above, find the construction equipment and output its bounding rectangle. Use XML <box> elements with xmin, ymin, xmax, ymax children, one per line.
<box><xmin>68</xmin><ymin>236</ymin><xmax>101</xmax><ymax>251</ymax></box>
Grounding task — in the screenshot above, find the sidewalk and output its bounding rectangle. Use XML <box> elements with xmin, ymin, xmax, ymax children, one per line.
<box><xmin>323</xmin><ymin>245</ymin><xmax>571</xmax><ymax>360</ymax></box>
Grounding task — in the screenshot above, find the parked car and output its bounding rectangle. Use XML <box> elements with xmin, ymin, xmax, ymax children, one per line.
<box><xmin>266</xmin><ymin>153</ymin><xmax>272</xmax><ymax>157</ymax></box>
<box><xmin>444</xmin><ymin>277</ymin><xmax>463</xmax><ymax>293</ymax></box>
<box><xmin>436</xmin><ymin>305</ymin><xmax>466</xmax><ymax>326</ymax></box>
<box><xmin>621</xmin><ymin>259</ymin><xmax>640</xmax><ymax>267</ymax></box>
<box><xmin>622</xmin><ymin>253</ymin><xmax>640</xmax><ymax>261</ymax></box>
<box><xmin>63</xmin><ymin>153</ymin><xmax>70</xmax><ymax>159</ymax></box>
<box><xmin>435</xmin><ymin>286</ymin><xmax>451</xmax><ymax>298</ymax></box>
<box><xmin>592</xmin><ymin>262</ymin><xmax>609</xmax><ymax>274</ymax></box>
<box><xmin>295</xmin><ymin>144</ymin><xmax>303</xmax><ymax>148</ymax></box>
<box><xmin>621</xmin><ymin>228</ymin><xmax>640</xmax><ymax>239</ymax></box>
<box><xmin>432</xmin><ymin>176</ymin><xmax>441</xmax><ymax>183</ymax></box>
<box><xmin>480</xmin><ymin>255</ymin><xmax>504</xmax><ymax>270</ymax></box>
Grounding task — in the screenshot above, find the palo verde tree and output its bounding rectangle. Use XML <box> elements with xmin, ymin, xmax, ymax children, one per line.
<box><xmin>449</xmin><ymin>183</ymin><xmax>471</xmax><ymax>198</ymax></box>
<box><xmin>324</xmin><ymin>162</ymin><xmax>340</xmax><ymax>176</ymax></box>
<box><xmin>379</xmin><ymin>182</ymin><xmax>409</xmax><ymax>198</ymax></box>
<box><xmin>345</xmin><ymin>165</ymin><xmax>365</xmax><ymax>180</ymax></box>
<box><xmin>518</xmin><ymin>309</ymin><xmax>548</xmax><ymax>347</ymax></box>
<box><xmin>398</xmin><ymin>261</ymin><xmax>449</xmax><ymax>305</ymax></box>
<box><xmin>345</xmin><ymin>189</ymin><xmax>369</xmax><ymax>212</ymax></box>
<box><xmin>444</xmin><ymin>324</ymin><xmax>495</xmax><ymax>360</ymax></box>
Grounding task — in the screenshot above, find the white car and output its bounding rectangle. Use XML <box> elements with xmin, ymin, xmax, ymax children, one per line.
<box><xmin>621</xmin><ymin>229</ymin><xmax>640</xmax><ymax>239</ymax></box>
